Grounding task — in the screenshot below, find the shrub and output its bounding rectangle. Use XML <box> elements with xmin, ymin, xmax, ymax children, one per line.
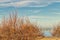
<box><xmin>52</xmin><ymin>24</ymin><xmax>60</xmax><ymax>37</ymax></box>
<box><xmin>0</xmin><ymin>13</ymin><xmax>43</xmax><ymax>40</ymax></box>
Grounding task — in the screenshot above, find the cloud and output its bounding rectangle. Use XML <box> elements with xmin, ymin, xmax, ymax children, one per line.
<box><xmin>53</xmin><ymin>13</ymin><xmax>60</xmax><ymax>15</ymax></box>
<box><xmin>0</xmin><ymin>0</ymin><xmax>11</xmax><ymax>2</ymax></box>
<box><xmin>0</xmin><ymin>0</ymin><xmax>60</xmax><ymax>7</ymax></box>
<box><xmin>0</xmin><ymin>0</ymin><xmax>17</xmax><ymax>3</ymax></box>
<box><xmin>28</xmin><ymin>16</ymin><xmax>60</xmax><ymax>27</ymax></box>
<box><xmin>29</xmin><ymin>16</ymin><xmax>60</xmax><ymax>19</ymax></box>
<box><xmin>29</xmin><ymin>16</ymin><xmax>50</xmax><ymax>19</ymax></box>
<box><xmin>27</xmin><ymin>10</ymin><xmax>41</xmax><ymax>14</ymax></box>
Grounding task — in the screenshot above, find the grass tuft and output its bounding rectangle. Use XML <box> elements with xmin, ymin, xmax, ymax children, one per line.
<box><xmin>0</xmin><ymin>13</ymin><xmax>43</xmax><ymax>40</ymax></box>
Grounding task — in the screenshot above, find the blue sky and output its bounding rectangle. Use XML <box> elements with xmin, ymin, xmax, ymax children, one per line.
<box><xmin>0</xmin><ymin>0</ymin><xmax>60</xmax><ymax>27</ymax></box>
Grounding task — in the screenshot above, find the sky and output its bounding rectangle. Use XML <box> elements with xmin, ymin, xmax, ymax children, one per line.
<box><xmin>0</xmin><ymin>0</ymin><xmax>60</xmax><ymax>27</ymax></box>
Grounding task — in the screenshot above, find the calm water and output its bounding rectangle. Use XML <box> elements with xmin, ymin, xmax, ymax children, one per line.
<box><xmin>43</xmin><ymin>31</ymin><xmax>52</xmax><ymax>37</ymax></box>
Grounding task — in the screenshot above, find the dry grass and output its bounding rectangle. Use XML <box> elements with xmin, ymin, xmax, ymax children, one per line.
<box><xmin>36</xmin><ymin>37</ymin><xmax>60</xmax><ymax>40</ymax></box>
<box><xmin>52</xmin><ymin>24</ymin><xmax>60</xmax><ymax>37</ymax></box>
<box><xmin>0</xmin><ymin>13</ymin><xmax>44</xmax><ymax>40</ymax></box>
<box><xmin>0</xmin><ymin>13</ymin><xmax>60</xmax><ymax>40</ymax></box>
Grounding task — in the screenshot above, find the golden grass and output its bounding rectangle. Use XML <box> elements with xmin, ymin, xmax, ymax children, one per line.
<box><xmin>36</xmin><ymin>37</ymin><xmax>60</xmax><ymax>40</ymax></box>
<box><xmin>52</xmin><ymin>24</ymin><xmax>60</xmax><ymax>37</ymax></box>
<box><xmin>0</xmin><ymin>13</ymin><xmax>60</xmax><ymax>40</ymax></box>
<box><xmin>0</xmin><ymin>13</ymin><xmax>44</xmax><ymax>40</ymax></box>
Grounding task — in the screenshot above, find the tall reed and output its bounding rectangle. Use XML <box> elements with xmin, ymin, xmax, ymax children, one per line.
<box><xmin>0</xmin><ymin>13</ymin><xmax>43</xmax><ymax>40</ymax></box>
<box><xmin>52</xmin><ymin>24</ymin><xmax>60</xmax><ymax>37</ymax></box>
